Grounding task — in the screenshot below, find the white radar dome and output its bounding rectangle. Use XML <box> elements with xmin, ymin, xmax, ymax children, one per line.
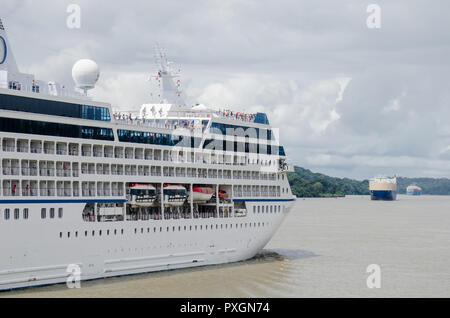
<box><xmin>72</xmin><ymin>59</ymin><xmax>100</xmax><ymax>92</ymax></box>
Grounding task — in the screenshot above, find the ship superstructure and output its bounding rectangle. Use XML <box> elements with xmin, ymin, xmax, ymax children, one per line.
<box><xmin>0</xmin><ymin>19</ymin><xmax>295</xmax><ymax>290</ymax></box>
<box><xmin>406</xmin><ymin>184</ymin><xmax>422</xmax><ymax>196</ymax></box>
<box><xmin>369</xmin><ymin>176</ymin><xmax>397</xmax><ymax>201</ymax></box>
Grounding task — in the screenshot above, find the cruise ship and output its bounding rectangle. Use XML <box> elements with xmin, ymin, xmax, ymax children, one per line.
<box><xmin>369</xmin><ymin>176</ymin><xmax>397</xmax><ymax>201</ymax></box>
<box><xmin>0</xmin><ymin>19</ymin><xmax>295</xmax><ymax>291</ymax></box>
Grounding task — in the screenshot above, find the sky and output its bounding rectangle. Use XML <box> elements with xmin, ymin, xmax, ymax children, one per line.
<box><xmin>2</xmin><ymin>0</ymin><xmax>450</xmax><ymax>180</ymax></box>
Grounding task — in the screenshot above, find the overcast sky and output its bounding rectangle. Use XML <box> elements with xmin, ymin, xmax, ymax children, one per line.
<box><xmin>2</xmin><ymin>0</ymin><xmax>450</xmax><ymax>180</ymax></box>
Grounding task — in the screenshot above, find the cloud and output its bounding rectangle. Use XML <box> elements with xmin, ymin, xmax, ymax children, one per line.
<box><xmin>3</xmin><ymin>0</ymin><xmax>450</xmax><ymax>179</ymax></box>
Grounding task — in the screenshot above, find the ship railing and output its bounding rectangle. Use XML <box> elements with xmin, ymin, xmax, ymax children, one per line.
<box><xmin>56</xmin><ymin>169</ymin><xmax>72</xmax><ymax>177</ymax></box>
<box><xmin>2</xmin><ymin>146</ymin><xmax>15</xmax><ymax>152</ymax></box>
<box><xmin>20</xmin><ymin>188</ymin><xmax>38</xmax><ymax>197</ymax></box>
<box><xmin>30</xmin><ymin>148</ymin><xmax>42</xmax><ymax>154</ymax></box>
<box><xmin>16</xmin><ymin>147</ymin><xmax>29</xmax><ymax>153</ymax></box>
<box><xmin>39</xmin><ymin>169</ymin><xmax>55</xmax><ymax>176</ymax></box>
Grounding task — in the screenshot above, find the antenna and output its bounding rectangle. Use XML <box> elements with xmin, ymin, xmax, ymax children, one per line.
<box><xmin>151</xmin><ymin>44</ymin><xmax>186</xmax><ymax>105</ymax></box>
<box><xmin>72</xmin><ymin>59</ymin><xmax>100</xmax><ymax>96</ymax></box>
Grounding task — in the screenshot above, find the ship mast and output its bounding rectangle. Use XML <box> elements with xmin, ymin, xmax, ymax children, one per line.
<box><xmin>153</xmin><ymin>44</ymin><xmax>186</xmax><ymax>106</ymax></box>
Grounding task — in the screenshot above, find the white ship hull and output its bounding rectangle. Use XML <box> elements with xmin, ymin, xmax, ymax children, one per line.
<box><xmin>0</xmin><ymin>200</ymin><xmax>294</xmax><ymax>290</ymax></box>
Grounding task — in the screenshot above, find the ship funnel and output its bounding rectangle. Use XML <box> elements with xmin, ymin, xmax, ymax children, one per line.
<box><xmin>0</xmin><ymin>18</ymin><xmax>20</xmax><ymax>74</ymax></box>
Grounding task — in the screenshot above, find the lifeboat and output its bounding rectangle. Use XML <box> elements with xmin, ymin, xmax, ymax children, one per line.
<box><xmin>128</xmin><ymin>184</ymin><xmax>157</xmax><ymax>207</ymax></box>
<box><xmin>188</xmin><ymin>187</ymin><xmax>214</xmax><ymax>202</ymax></box>
<box><xmin>161</xmin><ymin>184</ymin><xmax>187</xmax><ymax>207</ymax></box>
<box><xmin>212</xmin><ymin>189</ymin><xmax>228</xmax><ymax>200</ymax></box>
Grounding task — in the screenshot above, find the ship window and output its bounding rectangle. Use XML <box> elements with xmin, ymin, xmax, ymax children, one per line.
<box><xmin>58</xmin><ymin>208</ymin><xmax>63</xmax><ymax>218</ymax></box>
<box><xmin>41</xmin><ymin>208</ymin><xmax>46</xmax><ymax>219</ymax></box>
<box><xmin>0</xmin><ymin>94</ymin><xmax>111</xmax><ymax>122</ymax></box>
<box><xmin>85</xmin><ymin>231</ymin><xmax>88</xmax><ymax>236</ymax></box>
<box><xmin>23</xmin><ymin>208</ymin><xmax>29</xmax><ymax>219</ymax></box>
<box><xmin>14</xmin><ymin>208</ymin><xmax>19</xmax><ymax>220</ymax></box>
<box><xmin>60</xmin><ymin>232</ymin><xmax>62</xmax><ymax>238</ymax></box>
<box><xmin>75</xmin><ymin>231</ymin><xmax>78</xmax><ymax>237</ymax></box>
<box><xmin>4</xmin><ymin>209</ymin><xmax>10</xmax><ymax>220</ymax></box>
<box><xmin>114</xmin><ymin>229</ymin><xmax>117</xmax><ymax>235</ymax></box>
<box><xmin>0</xmin><ymin>117</ymin><xmax>114</xmax><ymax>141</ymax></box>
<box><xmin>50</xmin><ymin>208</ymin><xmax>55</xmax><ymax>219</ymax></box>
<box><xmin>67</xmin><ymin>232</ymin><xmax>70</xmax><ymax>238</ymax></box>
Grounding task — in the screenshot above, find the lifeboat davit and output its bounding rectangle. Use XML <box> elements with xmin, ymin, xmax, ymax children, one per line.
<box><xmin>188</xmin><ymin>187</ymin><xmax>214</xmax><ymax>202</ymax></box>
<box><xmin>162</xmin><ymin>184</ymin><xmax>187</xmax><ymax>207</ymax></box>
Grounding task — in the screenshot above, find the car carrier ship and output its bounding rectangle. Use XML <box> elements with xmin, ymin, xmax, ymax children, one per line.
<box><xmin>369</xmin><ymin>176</ymin><xmax>397</xmax><ymax>201</ymax></box>
<box><xmin>0</xmin><ymin>19</ymin><xmax>295</xmax><ymax>290</ymax></box>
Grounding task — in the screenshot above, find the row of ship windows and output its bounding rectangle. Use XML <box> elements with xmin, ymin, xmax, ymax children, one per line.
<box><xmin>1</xmin><ymin>137</ymin><xmax>283</xmax><ymax>166</ymax></box>
<box><xmin>2</xmin><ymin>207</ymin><xmax>63</xmax><ymax>220</ymax></box>
<box><xmin>1</xmin><ymin>159</ymin><xmax>280</xmax><ymax>181</ymax></box>
<box><xmin>0</xmin><ymin>117</ymin><xmax>114</xmax><ymax>141</ymax></box>
<box><xmin>59</xmin><ymin>221</ymin><xmax>270</xmax><ymax>239</ymax></box>
<box><xmin>0</xmin><ymin>94</ymin><xmax>111</xmax><ymax>121</ymax></box>
<box><xmin>0</xmin><ymin>117</ymin><xmax>285</xmax><ymax>156</ymax></box>
<box><xmin>253</xmin><ymin>205</ymin><xmax>283</xmax><ymax>213</ymax></box>
<box><xmin>1</xmin><ymin>180</ymin><xmax>281</xmax><ymax>198</ymax></box>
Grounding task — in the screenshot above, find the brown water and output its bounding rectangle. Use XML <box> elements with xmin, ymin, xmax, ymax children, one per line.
<box><xmin>3</xmin><ymin>195</ymin><xmax>450</xmax><ymax>298</ymax></box>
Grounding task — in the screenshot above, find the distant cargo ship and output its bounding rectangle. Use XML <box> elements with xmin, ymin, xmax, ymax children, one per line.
<box><xmin>369</xmin><ymin>177</ymin><xmax>397</xmax><ymax>201</ymax></box>
<box><xmin>406</xmin><ymin>185</ymin><xmax>422</xmax><ymax>196</ymax></box>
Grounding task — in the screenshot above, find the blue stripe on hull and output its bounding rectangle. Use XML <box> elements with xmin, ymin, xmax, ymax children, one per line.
<box><xmin>370</xmin><ymin>190</ymin><xmax>397</xmax><ymax>201</ymax></box>
<box><xmin>233</xmin><ymin>198</ymin><xmax>296</xmax><ymax>202</ymax></box>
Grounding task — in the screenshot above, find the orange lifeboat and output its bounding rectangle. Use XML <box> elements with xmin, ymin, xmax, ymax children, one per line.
<box><xmin>189</xmin><ymin>187</ymin><xmax>214</xmax><ymax>202</ymax></box>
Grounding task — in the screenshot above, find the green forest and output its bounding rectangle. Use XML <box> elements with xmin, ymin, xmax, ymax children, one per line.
<box><xmin>287</xmin><ymin>166</ymin><xmax>369</xmax><ymax>198</ymax></box>
<box><xmin>287</xmin><ymin>166</ymin><xmax>450</xmax><ymax>197</ymax></box>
